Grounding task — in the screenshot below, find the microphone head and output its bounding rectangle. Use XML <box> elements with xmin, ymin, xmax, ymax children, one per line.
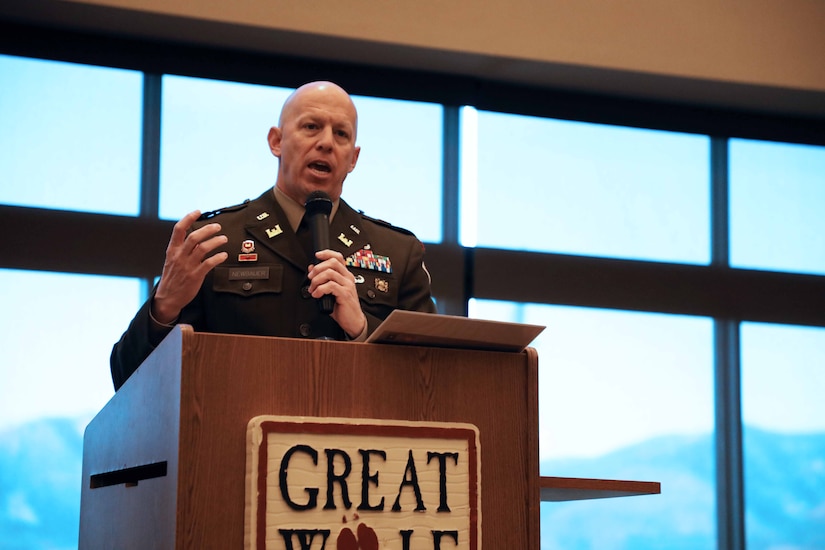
<box><xmin>304</xmin><ymin>191</ymin><xmax>333</xmax><ymax>217</ymax></box>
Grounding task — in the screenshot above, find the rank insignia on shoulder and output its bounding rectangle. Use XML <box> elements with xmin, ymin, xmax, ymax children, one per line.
<box><xmin>358</xmin><ymin>211</ymin><xmax>415</xmax><ymax>236</ymax></box>
<box><xmin>197</xmin><ymin>199</ymin><xmax>251</xmax><ymax>220</ymax></box>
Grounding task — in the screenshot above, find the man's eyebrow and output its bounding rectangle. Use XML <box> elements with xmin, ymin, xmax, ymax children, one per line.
<box><xmin>294</xmin><ymin>113</ymin><xmax>353</xmax><ymax>130</ymax></box>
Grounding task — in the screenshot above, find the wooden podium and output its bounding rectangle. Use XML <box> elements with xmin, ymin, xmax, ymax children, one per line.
<box><xmin>79</xmin><ymin>325</ymin><xmax>541</xmax><ymax>548</ymax></box>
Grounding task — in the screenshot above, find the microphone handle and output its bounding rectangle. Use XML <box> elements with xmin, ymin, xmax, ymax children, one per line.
<box><xmin>308</xmin><ymin>212</ymin><xmax>335</xmax><ymax>314</ymax></box>
<box><xmin>318</xmin><ymin>294</ymin><xmax>335</xmax><ymax>314</ymax></box>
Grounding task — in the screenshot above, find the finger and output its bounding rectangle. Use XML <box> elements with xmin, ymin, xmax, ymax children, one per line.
<box><xmin>190</xmin><ymin>233</ymin><xmax>228</xmax><ymax>262</ymax></box>
<box><xmin>309</xmin><ymin>268</ymin><xmax>358</xmax><ymax>300</ymax></box>
<box><xmin>308</xmin><ymin>265</ymin><xmax>351</xmax><ymax>292</ymax></box>
<box><xmin>168</xmin><ymin>210</ymin><xmax>202</xmax><ymax>248</ymax></box>
<box><xmin>185</xmin><ymin>223</ymin><xmax>224</xmax><ymax>254</ymax></box>
<box><xmin>198</xmin><ymin>251</ymin><xmax>229</xmax><ymax>274</ymax></box>
<box><xmin>308</xmin><ymin>257</ymin><xmax>350</xmax><ymax>280</ymax></box>
<box><xmin>311</xmin><ymin>282</ymin><xmax>345</xmax><ymax>301</ymax></box>
<box><xmin>314</xmin><ymin>249</ymin><xmax>345</xmax><ymax>263</ymax></box>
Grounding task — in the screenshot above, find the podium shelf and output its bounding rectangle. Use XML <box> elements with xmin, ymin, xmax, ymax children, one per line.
<box><xmin>540</xmin><ymin>476</ymin><xmax>661</xmax><ymax>502</ymax></box>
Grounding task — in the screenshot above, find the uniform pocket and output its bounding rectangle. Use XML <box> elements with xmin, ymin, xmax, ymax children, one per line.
<box><xmin>354</xmin><ymin>271</ymin><xmax>398</xmax><ymax>307</ymax></box>
<box><xmin>213</xmin><ymin>265</ymin><xmax>284</xmax><ymax>297</ymax></box>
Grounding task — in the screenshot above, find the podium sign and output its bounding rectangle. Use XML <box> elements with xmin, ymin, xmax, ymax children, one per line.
<box><xmin>246</xmin><ymin>416</ymin><xmax>480</xmax><ymax>549</ymax></box>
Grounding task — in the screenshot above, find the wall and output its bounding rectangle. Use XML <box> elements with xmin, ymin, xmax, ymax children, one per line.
<box><xmin>2</xmin><ymin>0</ymin><xmax>824</xmax><ymax>116</ymax></box>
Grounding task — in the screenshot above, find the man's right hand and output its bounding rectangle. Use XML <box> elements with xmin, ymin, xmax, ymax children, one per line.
<box><xmin>151</xmin><ymin>210</ymin><xmax>229</xmax><ymax>324</ymax></box>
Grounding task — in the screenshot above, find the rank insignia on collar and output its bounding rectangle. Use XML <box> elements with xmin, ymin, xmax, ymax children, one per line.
<box><xmin>256</xmin><ymin>212</ymin><xmax>270</xmax><ymax>221</ymax></box>
<box><xmin>345</xmin><ymin>248</ymin><xmax>392</xmax><ymax>273</ymax></box>
<box><xmin>375</xmin><ymin>278</ymin><xmax>389</xmax><ymax>293</ymax></box>
<box><xmin>265</xmin><ymin>225</ymin><xmax>283</xmax><ymax>238</ymax></box>
<box><xmin>338</xmin><ymin>233</ymin><xmax>354</xmax><ymax>247</ymax></box>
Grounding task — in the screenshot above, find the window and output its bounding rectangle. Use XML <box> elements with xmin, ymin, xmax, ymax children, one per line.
<box><xmin>463</xmin><ymin>109</ymin><xmax>710</xmax><ymax>263</ymax></box>
<box><xmin>338</xmin><ymin>95</ymin><xmax>443</xmax><ymax>243</ymax></box>
<box><xmin>0</xmin><ymin>54</ymin><xmax>142</xmax><ymax>215</ymax></box>
<box><xmin>470</xmin><ymin>300</ymin><xmax>715</xmax><ymax>549</ymax></box>
<box><xmin>0</xmin><ymin>269</ymin><xmax>142</xmax><ymax>548</ymax></box>
<box><xmin>160</xmin><ymin>76</ymin><xmax>293</xmax><ymax>219</ymax></box>
<box><xmin>730</xmin><ymin>139</ymin><xmax>825</xmax><ymax>276</ymax></box>
<box><xmin>741</xmin><ymin>322</ymin><xmax>825</xmax><ymax>549</ymax></box>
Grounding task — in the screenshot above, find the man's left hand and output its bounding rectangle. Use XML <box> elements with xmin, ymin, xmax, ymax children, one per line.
<box><xmin>307</xmin><ymin>250</ymin><xmax>367</xmax><ymax>338</ymax></box>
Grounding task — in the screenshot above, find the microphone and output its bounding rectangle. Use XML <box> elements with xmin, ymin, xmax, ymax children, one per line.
<box><xmin>304</xmin><ymin>191</ymin><xmax>335</xmax><ymax>314</ymax></box>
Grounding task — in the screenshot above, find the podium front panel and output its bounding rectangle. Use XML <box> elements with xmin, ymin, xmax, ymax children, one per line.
<box><xmin>80</xmin><ymin>327</ymin><xmax>539</xmax><ymax>549</ymax></box>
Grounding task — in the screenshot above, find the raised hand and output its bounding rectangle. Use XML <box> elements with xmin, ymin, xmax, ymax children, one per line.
<box><xmin>151</xmin><ymin>210</ymin><xmax>228</xmax><ymax>324</ymax></box>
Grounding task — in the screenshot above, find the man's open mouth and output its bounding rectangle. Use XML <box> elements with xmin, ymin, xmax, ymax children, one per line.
<box><xmin>308</xmin><ymin>161</ymin><xmax>331</xmax><ymax>173</ymax></box>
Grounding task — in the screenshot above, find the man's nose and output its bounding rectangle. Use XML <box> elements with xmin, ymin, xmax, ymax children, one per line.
<box><xmin>316</xmin><ymin>127</ymin><xmax>334</xmax><ymax>150</ymax></box>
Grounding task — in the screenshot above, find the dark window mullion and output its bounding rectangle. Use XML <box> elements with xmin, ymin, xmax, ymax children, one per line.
<box><xmin>711</xmin><ymin>136</ymin><xmax>746</xmax><ymax>550</ymax></box>
<box><xmin>436</xmin><ymin>105</ymin><xmax>469</xmax><ymax>316</ymax></box>
<box><xmin>442</xmin><ymin>105</ymin><xmax>460</xmax><ymax>245</ymax></box>
<box><xmin>140</xmin><ymin>72</ymin><xmax>163</xmax><ymax>301</ymax></box>
<box><xmin>140</xmin><ymin>73</ymin><xmax>162</xmax><ymax>219</ymax></box>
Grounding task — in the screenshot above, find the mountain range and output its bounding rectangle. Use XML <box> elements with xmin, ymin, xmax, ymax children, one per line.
<box><xmin>1</xmin><ymin>417</ymin><xmax>822</xmax><ymax>549</ymax></box>
<box><xmin>540</xmin><ymin>429</ymin><xmax>825</xmax><ymax>549</ymax></box>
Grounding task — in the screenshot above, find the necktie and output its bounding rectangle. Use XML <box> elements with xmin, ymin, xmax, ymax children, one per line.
<box><xmin>296</xmin><ymin>215</ymin><xmax>315</xmax><ymax>263</ymax></box>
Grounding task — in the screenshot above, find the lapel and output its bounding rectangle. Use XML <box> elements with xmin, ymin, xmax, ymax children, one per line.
<box><xmin>243</xmin><ymin>190</ymin><xmax>308</xmax><ymax>272</ymax></box>
<box><xmin>332</xmin><ymin>201</ymin><xmax>395</xmax><ymax>275</ymax></box>
<box><xmin>329</xmin><ymin>200</ymin><xmax>370</xmax><ymax>257</ymax></box>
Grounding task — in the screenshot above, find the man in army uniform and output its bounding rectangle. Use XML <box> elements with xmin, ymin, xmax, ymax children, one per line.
<box><xmin>110</xmin><ymin>81</ymin><xmax>437</xmax><ymax>390</ymax></box>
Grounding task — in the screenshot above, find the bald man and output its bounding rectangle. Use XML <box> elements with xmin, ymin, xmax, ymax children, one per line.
<box><xmin>110</xmin><ymin>82</ymin><xmax>437</xmax><ymax>389</ymax></box>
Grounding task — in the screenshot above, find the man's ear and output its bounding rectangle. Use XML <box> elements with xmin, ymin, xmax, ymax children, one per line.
<box><xmin>348</xmin><ymin>146</ymin><xmax>361</xmax><ymax>173</ymax></box>
<box><xmin>267</xmin><ymin>127</ymin><xmax>282</xmax><ymax>158</ymax></box>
